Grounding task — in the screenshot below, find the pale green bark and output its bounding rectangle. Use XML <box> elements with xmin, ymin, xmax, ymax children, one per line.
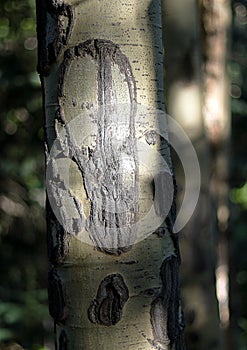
<box><xmin>36</xmin><ymin>0</ymin><xmax>184</xmax><ymax>349</ymax></box>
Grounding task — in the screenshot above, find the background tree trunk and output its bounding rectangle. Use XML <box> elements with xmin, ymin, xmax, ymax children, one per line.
<box><xmin>201</xmin><ymin>0</ymin><xmax>231</xmax><ymax>348</ymax></box>
<box><xmin>163</xmin><ymin>0</ymin><xmax>230</xmax><ymax>349</ymax></box>
<box><xmin>36</xmin><ymin>0</ymin><xmax>185</xmax><ymax>349</ymax></box>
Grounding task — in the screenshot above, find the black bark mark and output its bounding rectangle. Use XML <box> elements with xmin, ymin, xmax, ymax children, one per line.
<box><xmin>59</xmin><ymin>329</ymin><xmax>68</xmax><ymax>350</ymax></box>
<box><xmin>165</xmin><ymin>172</ymin><xmax>181</xmax><ymax>263</ymax></box>
<box><xmin>144</xmin><ymin>130</ymin><xmax>161</xmax><ymax>146</ymax></box>
<box><xmin>36</xmin><ymin>0</ymin><xmax>74</xmax><ymax>75</ymax></box>
<box><xmin>88</xmin><ymin>273</ymin><xmax>129</xmax><ymax>326</ymax></box>
<box><xmin>46</xmin><ymin>2</ymin><xmax>74</xmax><ymax>64</ymax></box>
<box><xmin>150</xmin><ymin>255</ymin><xmax>180</xmax><ymax>349</ymax></box>
<box><xmin>47</xmin><ymin>199</ymin><xmax>71</xmax><ymax>264</ymax></box>
<box><xmin>57</xmin><ymin>39</ymin><xmax>138</xmax><ymax>255</ymax></box>
<box><xmin>175</xmin><ymin>311</ymin><xmax>186</xmax><ymax>350</ymax></box>
<box><xmin>146</xmin><ymin>130</ymin><xmax>180</xmax><ymax>262</ymax></box>
<box><xmin>48</xmin><ymin>268</ymin><xmax>67</xmax><ymax>323</ymax></box>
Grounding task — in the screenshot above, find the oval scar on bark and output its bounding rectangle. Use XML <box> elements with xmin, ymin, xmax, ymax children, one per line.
<box><xmin>150</xmin><ymin>255</ymin><xmax>180</xmax><ymax>348</ymax></box>
<box><xmin>88</xmin><ymin>273</ymin><xmax>129</xmax><ymax>326</ymax></box>
<box><xmin>48</xmin><ymin>268</ymin><xmax>67</xmax><ymax>323</ymax></box>
<box><xmin>57</xmin><ymin>39</ymin><xmax>139</xmax><ymax>255</ymax></box>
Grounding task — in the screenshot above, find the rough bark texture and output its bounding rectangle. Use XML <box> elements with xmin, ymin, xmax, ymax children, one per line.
<box><xmin>88</xmin><ymin>273</ymin><xmax>129</xmax><ymax>326</ymax></box>
<box><xmin>36</xmin><ymin>0</ymin><xmax>185</xmax><ymax>349</ymax></box>
<box><xmin>56</xmin><ymin>39</ymin><xmax>139</xmax><ymax>254</ymax></box>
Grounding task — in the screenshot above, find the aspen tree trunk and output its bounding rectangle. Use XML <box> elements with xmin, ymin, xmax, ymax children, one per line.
<box><xmin>163</xmin><ymin>1</ymin><xmax>222</xmax><ymax>349</ymax></box>
<box><xmin>36</xmin><ymin>1</ymin><xmax>185</xmax><ymax>349</ymax></box>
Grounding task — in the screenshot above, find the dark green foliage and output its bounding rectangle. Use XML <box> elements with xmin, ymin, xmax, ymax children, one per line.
<box><xmin>0</xmin><ymin>0</ymin><xmax>51</xmax><ymax>348</ymax></box>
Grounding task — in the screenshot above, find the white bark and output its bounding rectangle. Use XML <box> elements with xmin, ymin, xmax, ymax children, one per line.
<box><xmin>36</xmin><ymin>1</ymin><xmax>184</xmax><ymax>349</ymax></box>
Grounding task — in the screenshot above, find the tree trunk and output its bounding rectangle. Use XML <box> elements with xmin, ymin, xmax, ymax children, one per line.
<box><xmin>201</xmin><ymin>0</ymin><xmax>231</xmax><ymax>348</ymax></box>
<box><xmin>36</xmin><ymin>1</ymin><xmax>185</xmax><ymax>349</ymax></box>
<box><xmin>163</xmin><ymin>1</ymin><xmax>223</xmax><ymax>349</ymax></box>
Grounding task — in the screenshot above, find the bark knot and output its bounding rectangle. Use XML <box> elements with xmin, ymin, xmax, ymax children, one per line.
<box><xmin>88</xmin><ymin>273</ymin><xmax>129</xmax><ymax>326</ymax></box>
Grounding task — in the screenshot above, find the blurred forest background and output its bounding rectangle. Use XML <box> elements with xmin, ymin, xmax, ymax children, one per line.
<box><xmin>0</xmin><ymin>0</ymin><xmax>246</xmax><ymax>349</ymax></box>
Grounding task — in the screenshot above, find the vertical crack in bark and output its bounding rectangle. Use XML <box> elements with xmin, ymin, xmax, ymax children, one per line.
<box><xmin>57</xmin><ymin>39</ymin><xmax>139</xmax><ymax>255</ymax></box>
<box><xmin>88</xmin><ymin>273</ymin><xmax>129</xmax><ymax>326</ymax></box>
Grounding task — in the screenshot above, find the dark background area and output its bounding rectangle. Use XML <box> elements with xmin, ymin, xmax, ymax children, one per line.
<box><xmin>0</xmin><ymin>1</ymin><xmax>50</xmax><ymax>348</ymax></box>
<box><xmin>230</xmin><ymin>1</ymin><xmax>247</xmax><ymax>348</ymax></box>
<box><xmin>0</xmin><ymin>0</ymin><xmax>246</xmax><ymax>349</ymax></box>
